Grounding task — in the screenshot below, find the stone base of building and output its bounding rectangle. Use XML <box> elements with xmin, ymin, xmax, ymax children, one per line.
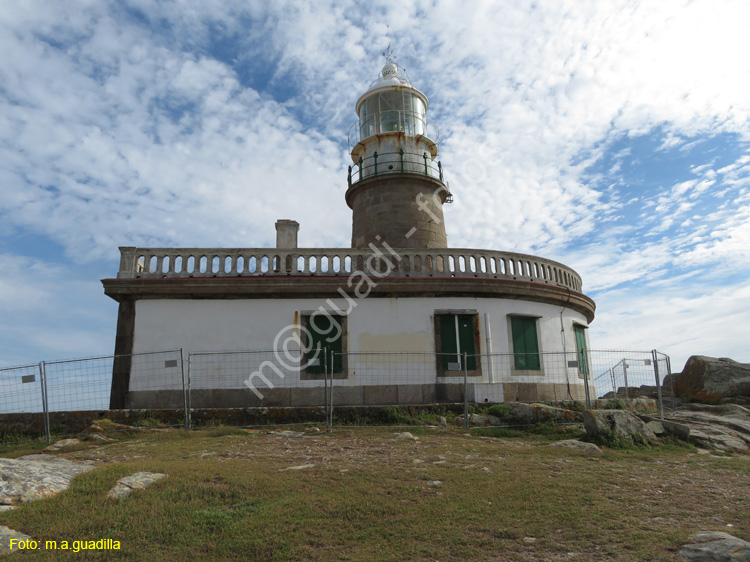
<box><xmin>124</xmin><ymin>382</ymin><xmax>588</xmax><ymax>409</ymax></box>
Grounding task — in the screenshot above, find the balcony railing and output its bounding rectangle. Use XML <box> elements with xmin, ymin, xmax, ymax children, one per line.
<box><xmin>115</xmin><ymin>247</ymin><xmax>583</xmax><ymax>292</ymax></box>
<box><xmin>347</xmin><ymin>150</ymin><xmax>444</xmax><ymax>188</ymax></box>
<box><xmin>348</xmin><ymin>110</ymin><xmax>439</xmax><ymax>148</ymax></box>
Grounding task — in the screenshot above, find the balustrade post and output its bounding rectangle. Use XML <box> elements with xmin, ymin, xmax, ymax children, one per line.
<box><xmin>423</xmin><ymin>152</ymin><xmax>428</xmax><ymax>175</ymax></box>
<box><xmin>399</xmin><ymin>148</ymin><xmax>404</xmax><ymax>172</ymax></box>
<box><xmin>347</xmin><ymin>165</ymin><xmax>352</xmax><ymax>188</ymax></box>
<box><xmin>438</xmin><ymin>161</ymin><xmax>443</xmax><ymax>182</ymax></box>
<box><xmin>373</xmin><ymin>151</ymin><xmax>378</xmax><ymax>175</ymax></box>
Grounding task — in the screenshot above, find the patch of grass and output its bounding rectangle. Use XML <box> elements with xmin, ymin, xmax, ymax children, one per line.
<box><xmin>0</xmin><ymin>428</ymin><xmax>747</xmax><ymax>561</ymax></box>
<box><xmin>486</xmin><ymin>404</ymin><xmax>510</xmax><ymax>418</ymax></box>
<box><xmin>605</xmin><ymin>398</ymin><xmax>628</xmax><ymax>410</ymax></box>
<box><xmin>587</xmin><ymin>428</ymin><xmax>652</xmax><ymax>450</ymax></box>
<box><xmin>202</xmin><ymin>426</ymin><xmax>251</xmax><ymax>438</ymax></box>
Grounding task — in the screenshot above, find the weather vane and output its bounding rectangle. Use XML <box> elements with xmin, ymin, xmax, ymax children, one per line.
<box><xmin>383</xmin><ymin>25</ymin><xmax>395</xmax><ymax>64</ymax></box>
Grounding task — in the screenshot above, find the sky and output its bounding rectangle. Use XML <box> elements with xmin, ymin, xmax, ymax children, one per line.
<box><xmin>1</xmin><ymin>0</ymin><xmax>749</xmax><ymax>374</ymax></box>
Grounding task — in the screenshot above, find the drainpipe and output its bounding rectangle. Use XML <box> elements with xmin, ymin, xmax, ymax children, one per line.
<box><xmin>484</xmin><ymin>313</ymin><xmax>494</xmax><ymax>383</ymax></box>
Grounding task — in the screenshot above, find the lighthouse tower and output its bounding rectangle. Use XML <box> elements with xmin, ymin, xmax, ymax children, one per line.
<box><xmin>346</xmin><ymin>51</ymin><xmax>449</xmax><ymax>250</ymax></box>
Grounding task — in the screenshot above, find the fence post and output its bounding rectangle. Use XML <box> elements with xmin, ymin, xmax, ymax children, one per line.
<box><xmin>622</xmin><ymin>360</ymin><xmax>630</xmax><ymax>402</ymax></box>
<box><xmin>463</xmin><ymin>352</ymin><xmax>469</xmax><ymax>431</ymax></box>
<box><xmin>38</xmin><ymin>361</ymin><xmax>50</xmax><ymax>446</ymax></box>
<box><xmin>324</xmin><ymin>349</ymin><xmax>329</xmax><ymax>433</ymax></box>
<box><xmin>186</xmin><ymin>353</ymin><xmax>192</xmax><ymax>431</ymax></box>
<box><xmin>180</xmin><ymin>349</ymin><xmax>189</xmax><ymax>431</ymax></box>
<box><xmin>323</xmin><ymin>348</ymin><xmax>329</xmax><ymax>432</ymax></box>
<box><xmin>329</xmin><ymin>350</ymin><xmax>334</xmax><ymax>432</ymax></box>
<box><xmin>652</xmin><ymin>350</ymin><xmax>664</xmax><ymax>420</ymax></box>
<box><xmin>582</xmin><ymin>352</ymin><xmax>591</xmax><ymax>410</ymax></box>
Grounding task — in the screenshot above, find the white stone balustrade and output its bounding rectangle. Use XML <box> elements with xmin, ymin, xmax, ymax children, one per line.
<box><xmin>116</xmin><ymin>246</ymin><xmax>583</xmax><ymax>292</ymax></box>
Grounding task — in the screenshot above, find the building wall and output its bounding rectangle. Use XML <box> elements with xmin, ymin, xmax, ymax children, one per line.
<box><xmin>128</xmin><ymin>296</ymin><xmax>592</xmax><ymax>405</ymax></box>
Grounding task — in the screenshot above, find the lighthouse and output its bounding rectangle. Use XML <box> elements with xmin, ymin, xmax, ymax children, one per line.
<box><xmin>104</xmin><ymin>50</ymin><xmax>597</xmax><ymax>409</ymax></box>
<box><xmin>346</xmin><ymin>52</ymin><xmax>449</xmax><ymax>250</ymax></box>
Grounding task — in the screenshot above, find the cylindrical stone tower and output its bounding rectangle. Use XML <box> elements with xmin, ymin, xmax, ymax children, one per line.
<box><xmin>346</xmin><ymin>57</ymin><xmax>450</xmax><ymax>249</ymax></box>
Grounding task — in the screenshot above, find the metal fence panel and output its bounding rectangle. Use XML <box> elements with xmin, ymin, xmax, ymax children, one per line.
<box><xmin>0</xmin><ymin>363</ymin><xmax>44</xmax><ymax>414</ymax></box>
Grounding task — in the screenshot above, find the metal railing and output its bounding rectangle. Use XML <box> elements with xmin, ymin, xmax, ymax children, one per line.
<box><xmin>113</xmin><ymin>246</ymin><xmax>584</xmax><ymax>291</ymax></box>
<box><xmin>347</xmin><ymin>149</ymin><xmax>444</xmax><ymax>187</ymax></box>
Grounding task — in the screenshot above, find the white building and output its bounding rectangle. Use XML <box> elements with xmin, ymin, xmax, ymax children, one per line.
<box><xmin>103</xmin><ymin>56</ymin><xmax>596</xmax><ymax>409</ymax></box>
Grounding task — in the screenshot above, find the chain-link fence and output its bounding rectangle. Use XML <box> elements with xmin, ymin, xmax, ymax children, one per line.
<box><xmin>1</xmin><ymin>347</ymin><xmax>672</xmax><ymax>443</ymax></box>
<box><xmin>0</xmin><ymin>350</ymin><xmax>185</xmax><ymax>444</ymax></box>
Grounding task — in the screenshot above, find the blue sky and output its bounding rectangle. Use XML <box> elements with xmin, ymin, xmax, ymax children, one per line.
<box><xmin>1</xmin><ymin>0</ymin><xmax>748</xmax><ymax>372</ymax></box>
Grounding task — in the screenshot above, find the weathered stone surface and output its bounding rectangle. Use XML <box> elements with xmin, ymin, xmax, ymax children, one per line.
<box><xmin>43</xmin><ymin>438</ymin><xmax>81</xmax><ymax>452</ymax></box>
<box><xmin>454</xmin><ymin>414</ymin><xmax>502</xmax><ymax>426</ymax></box>
<box><xmin>280</xmin><ymin>464</ymin><xmax>315</xmax><ymax>471</ymax></box>
<box><xmin>506</xmin><ymin>403</ymin><xmax>583</xmax><ymax>424</ymax></box>
<box><xmin>107</xmin><ymin>472</ymin><xmax>168</xmax><ymax>499</ymax></box>
<box><xmin>582</xmin><ymin>410</ymin><xmax>657</xmax><ymax>443</ymax></box>
<box><xmin>395</xmin><ymin>432</ymin><xmax>418</xmax><ymax>441</ymax></box>
<box><xmin>270</xmin><ymin>430</ymin><xmax>306</xmax><ymax>439</ymax></box>
<box><xmin>680</xmin><ymin>531</ymin><xmax>750</xmax><ymax>561</ymax></box>
<box><xmin>0</xmin><ymin>525</ymin><xmax>31</xmax><ymax>554</ymax></box>
<box><xmin>673</xmin><ymin>356</ymin><xmax>750</xmax><ymax>403</ymax></box>
<box><xmin>0</xmin><ymin>456</ymin><xmax>94</xmax><ymax>505</ymax></box>
<box><xmin>670</xmin><ymin>404</ymin><xmax>750</xmax><ymax>452</ymax></box>
<box><xmin>549</xmin><ymin>440</ymin><xmax>602</xmax><ymax>454</ymax></box>
<box><xmin>645</xmin><ymin>421</ymin><xmax>666</xmax><ymax>435</ymax></box>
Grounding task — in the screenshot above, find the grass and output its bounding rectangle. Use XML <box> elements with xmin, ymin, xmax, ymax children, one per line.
<box><xmin>1</xmin><ymin>427</ymin><xmax>748</xmax><ymax>561</ymax></box>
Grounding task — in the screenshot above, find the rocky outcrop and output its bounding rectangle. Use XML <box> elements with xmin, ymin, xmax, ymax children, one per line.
<box><xmin>0</xmin><ymin>455</ymin><xmax>94</xmax><ymax>505</ymax></box>
<box><xmin>582</xmin><ymin>410</ymin><xmax>658</xmax><ymax>444</ymax></box>
<box><xmin>0</xmin><ymin>526</ymin><xmax>31</xmax><ymax>554</ymax></box>
<box><xmin>107</xmin><ymin>472</ymin><xmax>168</xmax><ymax>499</ymax></box>
<box><xmin>670</xmin><ymin>404</ymin><xmax>750</xmax><ymax>453</ymax></box>
<box><xmin>680</xmin><ymin>531</ymin><xmax>750</xmax><ymax>561</ymax></box>
<box><xmin>549</xmin><ymin>440</ymin><xmax>602</xmax><ymax>454</ymax></box>
<box><xmin>671</xmin><ymin>356</ymin><xmax>750</xmax><ymax>404</ymax></box>
<box><xmin>505</xmin><ymin>403</ymin><xmax>583</xmax><ymax>424</ymax></box>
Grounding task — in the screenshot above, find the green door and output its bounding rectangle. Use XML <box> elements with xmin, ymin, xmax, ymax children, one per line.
<box><xmin>438</xmin><ymin>314</ymin><xmax>477</xmax><ymax>370</ymax></box>
<box><xmin>574</xmin><ymin>325</ymin><xmax>589</xmax><ymax>377</ymax></box>
<box><xmin>511</xmin><ymin>316</ymin><xmax>540</xmax><ymax>370</ymax></box>
<box><xmin>305</xmin><ymin>315</ymin><xmax>343</xmax><ymax>374</ymax></box>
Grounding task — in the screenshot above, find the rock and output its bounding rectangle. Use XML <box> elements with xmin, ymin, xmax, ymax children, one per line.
<box><xmin>279</xmin><ymin>464</ymin><xmax>315</xmax><ymax>471</ymax></box>
<box><xmin>582</xmin><ymin>410</ymin><xmax>657</xmax><ymax>444</ymax></box>
<box><xmin>43</xmin><ymin>438</ymin><xmax>81</xmax><ymax>451</ymax></box>
<box><xmin>669</xmin><ymin>404</ymin><xmax>750</xmax><ymax>452</ymax></box>
<box><xmin>107</xmin><ymin>472</ymin><xmax>168</xmax><ymax>499</ymax></box>
<box><xmin>81</xmin><ymin>424</ymin><xmax>105</xmax><ymax>434</ymax></box>
<box><xmin>688</xmin><ymin>430</ymin><xmax>748</xmax><ymax>453</ymax></box>
<box><xmin>438</xmin><ymin>416</ymin><xmax>448</xmax><ymax>427</ymax></box>
<box><xmin>0</xmin><ymin>525</ymin><xmax>32</xmax><ymax>554</ymax></box>
<box><xmin>680</xmin><ymin>531</ymin><xmax>750</xmax><ymax>561</ymax></box>
<box><xmin>645</xmin><ymin>421</ymin><xmax>666</xmax><ymax>435</ymax></box>
<box><xmin>549</xmin><ymin>440</ymin><xmax>603</xmax><ymax>454</ymax></box>
<box><xmin>523</xmin><ymin>537</ymin><xmax>537</xmax><ymax>545</ymax></box>
<box><xmin>427</xmin><ymin>480</ymin><xmax>441</xmax><ymax>486</ymax></box>
<box><xmin>270</xmin><ymin>430</ymin><xmax>306</xmax><ymax>438</ymax></box>
<box><xmin>308</xmin><ymin>427</ymin><xmax>321</xmax><ymax>432</ymax></box>
<box><xmin>673</xmin><ymin>356</ymin><xmax>750</xmax><ymax>403</ymax></box>
<box><xmin>0</xmin><ymin>456</ymin><xmax>94</xmax><ymax>505</ymax></box>
<box><xmin>86</xmin><ymin>433</ymin><xmax>116</xmax><ymax>442</ymax></box>
<box><xmin>506</xmin><ymin>403</ymin><xmax>583</xmax><ymax>424</ymax></box>
<box><xmin>395</xmin><ymin>432</ymin><xmax>418</xmax><ymax>441</ymax></box>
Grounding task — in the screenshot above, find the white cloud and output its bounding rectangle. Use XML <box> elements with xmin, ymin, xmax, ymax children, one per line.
<box><xmin>1</xmin><ymin>0</ymin><xmax>749</xmax><ymax>365</ymax></box>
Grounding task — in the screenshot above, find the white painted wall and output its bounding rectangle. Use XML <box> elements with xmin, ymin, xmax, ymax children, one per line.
<box><xmin>129</xmin><ymin>296</ymin><xmax>591</xmax><ymax>394</ymax></box>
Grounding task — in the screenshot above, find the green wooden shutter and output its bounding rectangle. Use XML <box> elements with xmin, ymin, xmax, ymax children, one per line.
<box><xmin>574</xmin><ymin>325</ymin><xmax>588</xmax><ymax>377</ymax></box>
<box><xmin>511</xmin><ymin>317</ymin><xmax>540</xmax><ymax>370</ymax></box>
<box><xmin>439</xmin><ymin>314</ymin><xmax>458</xmax><ymax>370</ymax></box>
<box><xmin>457</xmin><ymin>315</ymin><xmax>477</xmax><ymax>370</ymax></box>
<box><xmin>305</xmin><ymin>315</ymin><xmax>343</xmax><ymax>374</ymax></box>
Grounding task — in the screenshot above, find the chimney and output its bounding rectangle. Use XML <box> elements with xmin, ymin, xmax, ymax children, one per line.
<box><xmin>275</xmin><ymin>219</ymin><xmax>299</xmax><ymax>249</ymax></box>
